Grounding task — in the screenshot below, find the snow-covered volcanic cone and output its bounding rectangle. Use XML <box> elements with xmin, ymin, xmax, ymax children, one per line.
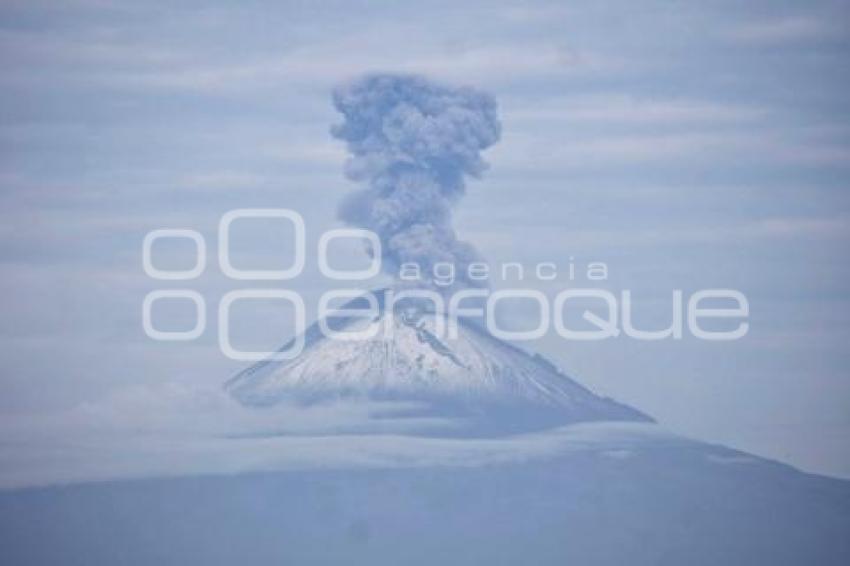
<box><xmin>226</xmin><ymin>289</ymin><xmax>648</xmax><ymax>435</ymax></box>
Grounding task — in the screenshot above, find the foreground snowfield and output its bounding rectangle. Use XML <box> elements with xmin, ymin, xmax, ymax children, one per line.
<box><xmin>1</xmin><ymin>422</ymin><xmax>849</xmax><ymax>565</ymax></box>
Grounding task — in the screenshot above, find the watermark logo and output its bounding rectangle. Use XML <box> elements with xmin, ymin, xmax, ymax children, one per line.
<box><xmin>143</xmin><ymin>209</ymin><xmax>750</xmax><ymax>361</ymax></box>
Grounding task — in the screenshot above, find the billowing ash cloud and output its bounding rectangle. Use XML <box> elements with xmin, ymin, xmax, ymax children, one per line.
<box><xmin>331</xmin><ymin>74</ymin><xmax>501</xmax><ymax>293</ymax></box>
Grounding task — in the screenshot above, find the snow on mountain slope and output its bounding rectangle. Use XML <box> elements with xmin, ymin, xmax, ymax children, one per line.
<box><xmin>226</xmin><ymin>289</ymin><xmax>648</xmax><ymax>433</ymax></box>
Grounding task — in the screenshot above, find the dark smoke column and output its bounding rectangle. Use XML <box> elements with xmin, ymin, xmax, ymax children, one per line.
<box><xmin>331</xmin><ymin>74</ymin><xmax>501</xmax><ymax>294</ymax></box>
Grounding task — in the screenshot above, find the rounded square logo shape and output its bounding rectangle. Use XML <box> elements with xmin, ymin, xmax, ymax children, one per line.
<box><xmin>218</xmin><ymin>289</ymin><xmax>305</xmax><ymax>361</ymax></box>
<box><xmin>143</xmin><ymin>229</ymin><xmax>206</xmax><ymax>280</ymax></box>
<box><xmin>219</xmin><ymin>209</ymin><xmax>305</xmax><ymax>280</ymax></box>
<box><xmin>143</xmin><ymin>290</ymin><xmax>206</xmax><ymax>340</ymax></box>
<box><xmin>318</xmin><ymin>228</ymin><xmax>382</xmax><ymax>280</ymax></box>
<box><xmin>486</xmin><ymin>289</ymin><xmax>550</xmax><ymax>341</ymax></box>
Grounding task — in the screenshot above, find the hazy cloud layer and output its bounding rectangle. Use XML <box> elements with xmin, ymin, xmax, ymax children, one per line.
<box><xmin>0</xmin><ymin>383</ymin><xmax>685</xmax><ymax>489</ymax></box>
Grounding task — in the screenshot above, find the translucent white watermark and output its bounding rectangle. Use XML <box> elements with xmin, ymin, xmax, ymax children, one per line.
<box><xmin>218</xmin><ymin>289</ymin><xmax>305</xmax><ymax>361</ymax></box>
<box><xmin>142</xmin><ymin>289</ymin><xmax>206</xmax><ymax>340</ymax></box>
<box><xmin>143</xmin><ymin>229</ymin><xmax>206</xmax><ymax>280</ymax></box>
<box><xmin>219</xmin><ymin>208</ymin><xmax>306</xmax><ymax>280</ymax></box>
<box><xmin>142</xmin><ymin>208</ymin><xmax>750</xmax><ymax>360</ymax></box>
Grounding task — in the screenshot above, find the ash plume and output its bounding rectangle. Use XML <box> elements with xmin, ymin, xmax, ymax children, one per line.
<box><xmin>331</xmin><ymin>73</ymin><xmax>501</xmax><ymax>293</ymax></box>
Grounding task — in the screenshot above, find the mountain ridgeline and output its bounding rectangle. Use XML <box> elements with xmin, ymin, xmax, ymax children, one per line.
<box><xmin>225</xmin><ymin>289</ymin><xmax>649</xmax><ymax>436</ymax></box>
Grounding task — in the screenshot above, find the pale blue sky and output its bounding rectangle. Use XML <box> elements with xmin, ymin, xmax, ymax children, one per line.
<box><xmin>1</xmin><ymin>0</ymin><xmax>849</xmax><ymax>480</ymax></box>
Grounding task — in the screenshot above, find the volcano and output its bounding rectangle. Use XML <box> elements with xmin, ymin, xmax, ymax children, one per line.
<box><xmin>4</xmin><ymin>290</ymin><xmax>849</xmax><ymax>565</ymax></box>
<box><xmin>225</xmin><ymin>289</ymin><xmax>648</xmax><ymax>435</ymax></box>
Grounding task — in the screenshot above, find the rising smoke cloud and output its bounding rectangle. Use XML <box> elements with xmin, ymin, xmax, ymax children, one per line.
<box><xmin>331</xmin><ymin>74</ymin><xmax>501</xmax><ymax>293</ymax></box>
